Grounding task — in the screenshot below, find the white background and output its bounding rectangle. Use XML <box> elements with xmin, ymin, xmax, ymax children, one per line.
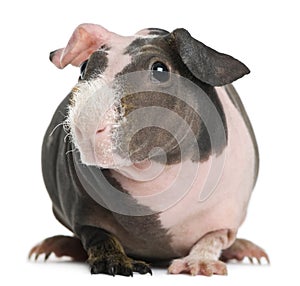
<box><xmin>1</xmin><ymin>0</ymin><xmax>299</xmax><ymax>285</ymax></box>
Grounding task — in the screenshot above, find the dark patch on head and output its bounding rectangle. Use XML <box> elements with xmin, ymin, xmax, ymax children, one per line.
<box><xmin>116</xmin><ymin>34</ymin><xmax>227</xmax><ymax>164</ymax></box>
<box><xmin>124</xmin><ymin>37</ymin><xmax>150</xmax><ymax>55</ymax></box>
<box><xmin>119</xmin><ymin>91</ymin><xmax>203</xmax><ymax>164</ymax></box>
<box><xmin>80</xmin><ymin>50</ymin><xmax>108</xmax><ymax>80</ymax></box>
<box><xmin>147</xmin><ymin>28</ymin><xmax>169</xmax><ymax>36</ymax></box>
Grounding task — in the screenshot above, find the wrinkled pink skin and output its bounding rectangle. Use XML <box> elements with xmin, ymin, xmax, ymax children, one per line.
<box><xmin>32</xmin><ymin>24</ymin><xmax>269</xmax><ymax>275</ymax></box>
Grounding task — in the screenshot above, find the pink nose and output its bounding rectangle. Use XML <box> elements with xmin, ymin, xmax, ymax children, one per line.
<box><xmin>96</xmin><ymin>125</ymin><xmax>112</xmax><ymax>137</ymax></box>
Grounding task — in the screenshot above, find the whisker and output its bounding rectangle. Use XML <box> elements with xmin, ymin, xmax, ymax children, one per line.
<box><xmin>49</xmin><ymin>122</ymin><xmax>65</xmax><ymax>136</ymax></box>
<box><xmin>65</xmin><ymin>147</ymin><xmax>77</xmax><ymax>156</ymax></box>
<box><xmin>63</xmin><ymin>133</ymin><xmax>72</xmax><ymax>143</ymax></box>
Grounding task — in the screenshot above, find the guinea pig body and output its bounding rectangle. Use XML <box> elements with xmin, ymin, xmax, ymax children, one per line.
<box><xmin>30</xmin><ymin>24</ymin><xmax>268</xmax><ymax>276</ymax></box>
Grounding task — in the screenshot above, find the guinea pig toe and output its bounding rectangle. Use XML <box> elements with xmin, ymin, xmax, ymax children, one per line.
<box><xmin>197</xmin><ymin>260</ymin><xmax>227</xmax><ymax>276</ymax></box>
<box><xmin>168</xmin><ymin>257</ymin><xmax>227</xmax><ymax>276</ymax></box>
<box><xmin>168</xmin><ymin>258</ymin><xmax>188</xmax><ymax>274</ymax></box>
<box><xmin>132</xmin><ymin>260</ymin><xmax>152</xmax><ymax>275</ymax></box>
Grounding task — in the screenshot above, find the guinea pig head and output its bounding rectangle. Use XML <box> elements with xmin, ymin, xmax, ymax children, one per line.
<box><xmin>51</xmin><ymin>24</ymin><xmax>249</xmax><ymax>168</ymax></box>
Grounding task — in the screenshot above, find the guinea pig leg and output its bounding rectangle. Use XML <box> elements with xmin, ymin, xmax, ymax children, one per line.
<box><xmin>77</xmin><ymin>225</ymin><xmax>152</xmax><ymax>276</ymax></box>
<box><xmin>28</xmin><ymin>235</ymin><xmax>87</xmax><ymax>261</ymax></box>
<box><xmin>168</xmin><ymin>229</ymin><xmax>232</xmax><ymax>276</ymax></box>
<box><xmin>220</xmin><ymin>238</ymin><xmax>270</xmax><ymax>264</ymax></box>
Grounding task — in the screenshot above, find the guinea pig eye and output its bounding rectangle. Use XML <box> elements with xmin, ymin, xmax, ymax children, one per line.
<box><xmin>79</xmin><ymin>60</ymin><xmax>88</xmax><ymax>79</ymax></box>
<box><xmin>150</xmin><ymin>62</ymin><xmax>170</xmax><ymax>83</ymax></box>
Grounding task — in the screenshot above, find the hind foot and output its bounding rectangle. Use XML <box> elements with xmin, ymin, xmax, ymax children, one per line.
<box><xmin>220</xmin><ymin>238</ymin><xmax>270</xmax><ymax>264</ymax></box>
<box><xmin>29</xmin><ymin>235</ymin><xmax>88</xmax><ymax>261</ymax></box>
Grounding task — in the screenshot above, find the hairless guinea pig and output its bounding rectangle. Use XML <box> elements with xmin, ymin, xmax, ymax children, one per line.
<box><xmin>29</xmin><ymin>23</ymin><xmax>269</xmax><ymax>276</ymax></box>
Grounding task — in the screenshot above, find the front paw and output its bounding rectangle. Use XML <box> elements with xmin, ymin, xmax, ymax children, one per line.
<box><xmin>88</xmin><ymin>245</ymin><xmax>152</xmax><ymax>276</ymax></box>
<box><xmin>29</xmin><ymin>235</ymin><xmax>87</xmax><ymax>262</ymax></box>
<box><xmin>168</xmin><ymin>258</ymin><xmax>227</xmax><ymax>276</ymax></box>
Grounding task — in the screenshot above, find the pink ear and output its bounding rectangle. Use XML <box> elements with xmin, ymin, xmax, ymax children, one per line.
<box><xmin>50</xmin><ymin>24</ymin><xmax>112</xmax><ymax>69</ymax></box>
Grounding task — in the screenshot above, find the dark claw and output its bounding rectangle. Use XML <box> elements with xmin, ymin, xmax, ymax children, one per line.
<box><xmin>91</xmin><ymin>262</ymin><xmax>106</xmax><ymax>275</ymax></box>
<box><xmin>118</xmin><ymin>266</ymin><xmax>133</xmax><ymax>277</ymax></box>
<box><xmin>44</xmin><ymin>252</ymin><xmax>51</xmax><ymax>261</ymax></box>
<box><xmin>132</xmin><ymin>261</ymin><xmax>152</xmax><ymax>275</ymax></box>
<box><xmin>91</xmin><ymin>265</ymin><xmax>97</xmax><ymax>274</ymax></box>
<box><xmin>123</xmin><ymin>268</ymin><xmax>133</xmax><ymax>277</ymax></box>
<box><xmin>108</xmin><ymin>266</ymin><xmax>116</xmax><ymax>276</ymax></box>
